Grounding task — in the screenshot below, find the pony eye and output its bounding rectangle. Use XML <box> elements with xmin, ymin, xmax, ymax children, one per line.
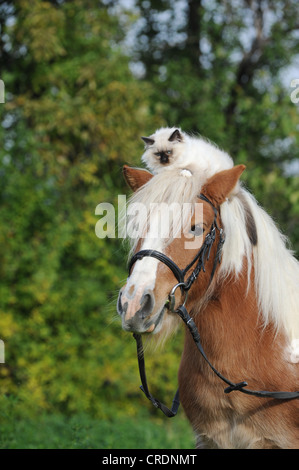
<box><xmin>189</xmin><ymin>225</ymin><xmax>204</xmax><ymax>236</ymax></box>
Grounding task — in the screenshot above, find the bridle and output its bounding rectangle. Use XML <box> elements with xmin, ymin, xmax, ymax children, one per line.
<box><xmin>128</xmin><ymin>194</ymin><xmax>299</xmax><ymax>418</ymax></box>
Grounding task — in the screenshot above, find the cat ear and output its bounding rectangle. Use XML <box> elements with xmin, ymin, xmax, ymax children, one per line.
<box><xmin>168</xmin><ymin>129</ymin><xmax>183</xmax><ymax>142</ymax></box>
<box><xmin>141</xmin><ymin>136</ymin><xmax>155</xmax><ymax>147</ymax></box>
<box><xmin>123</xmin><ymin>165</ymin><xmax>153</xmax><ymax>192</ymax></box>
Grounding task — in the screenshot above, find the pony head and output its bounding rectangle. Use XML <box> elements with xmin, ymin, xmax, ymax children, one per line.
<box><xmin>117</xmin><ymin>164</ymin><xmax>245</xmax><ymax>336</ymax></box>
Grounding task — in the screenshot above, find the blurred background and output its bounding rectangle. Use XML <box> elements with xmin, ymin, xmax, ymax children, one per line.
<box><xmin>0</xmin><ymin>0</ymin><xmax>298</xmax><ymax>449</ymax></box>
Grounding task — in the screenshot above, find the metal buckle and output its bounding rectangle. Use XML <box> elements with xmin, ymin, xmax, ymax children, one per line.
<box><xmin>168</xmin><ymin>282</ymin><xmax>188</xmax><ymax>312</ymax></box>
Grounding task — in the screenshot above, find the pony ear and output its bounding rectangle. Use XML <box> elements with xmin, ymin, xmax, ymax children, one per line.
<box><xmin>201</xmin><ymin>165</ymin><xmax>246</xmax><ymax>206</ymax></box>
<box><xmin>141</xmin><ymin>136</ymin><xmax>155</xmax><ymax>147</ymax></box>
<box><xmin>123</xmin><ymin>165</ymin><xmax>153</xmax><ymax>192</ymax></box>
<box><xmin>168</xmin><ymin>129</ymin><xmax>183</xmax><ymax>142</ymax></box>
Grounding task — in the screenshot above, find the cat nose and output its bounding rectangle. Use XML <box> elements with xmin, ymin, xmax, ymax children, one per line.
<box><xmin>160</xmin><ymin>155</ymin><xmax>169</xmax><ymax>164</ymax></box>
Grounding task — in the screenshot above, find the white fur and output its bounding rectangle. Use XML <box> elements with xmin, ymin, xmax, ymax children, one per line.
<box><xmin>142</xmin><ymin>127</ymin><xmax>234</xmax><ymax>179</ymax></box>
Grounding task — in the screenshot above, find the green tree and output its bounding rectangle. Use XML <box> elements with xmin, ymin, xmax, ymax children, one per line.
<box><xmin>131</xmin><ymin>0</ymin><xmax>299</xmax><ymax>252</ymax></box>
<box><xmin>0</xmin><ymin>0</ymin><xmax>160</xmax><ymax>417</ymax></box>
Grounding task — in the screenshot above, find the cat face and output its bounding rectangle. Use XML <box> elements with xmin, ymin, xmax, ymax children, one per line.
<box><xmin>141</xmin><ymin>128</ymin><xmax>184</xmax><ymax>172</ymax></box>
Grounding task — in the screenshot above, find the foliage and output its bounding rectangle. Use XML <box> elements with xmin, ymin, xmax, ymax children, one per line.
<box><xmin>132</xmin><ymin>0</ymin><xmax>299</xmax><ymax>251</ymax></box>
<box><xmin>0</xmin><ymin>0</ymin><xmax>298</xmax><ymax>449</ymax></box>
<box><xmin>0</xmin><ymin>0</ymin><xmax>162</xmax><ymax>421</ymax></box>
<box><xmin>0</xmin><ymin>396</ymin><xmax>194</xmax><ymax>449</ymax></box>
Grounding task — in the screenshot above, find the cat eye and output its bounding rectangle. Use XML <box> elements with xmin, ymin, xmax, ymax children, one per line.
<box><xmin>189</xmin><ymin>224</ymin><xmax>204</xmax><ymax>236</ymax></box>
<box><xmin>154</xmin><ymin>150</ymin><xmax>172</xmax><ymax>156</ymax></box>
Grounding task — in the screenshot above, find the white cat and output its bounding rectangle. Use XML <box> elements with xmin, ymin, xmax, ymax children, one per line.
<box><xmin>141</xmin><ymin>127</ymin><xmax>233</xmax><ymax>179</ymax></box>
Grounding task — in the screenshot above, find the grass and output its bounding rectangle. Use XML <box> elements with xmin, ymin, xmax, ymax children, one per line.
<box><xmin>0</xmin><ymin>411</ymin><xmax>195</xmax><ymax>449</ymax></box>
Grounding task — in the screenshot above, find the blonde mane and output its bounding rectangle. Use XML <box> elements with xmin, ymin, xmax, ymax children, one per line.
<box><xmin>126</xmin><ymin>168</ymin><xmax>299</xmax><ymax>341</ymax></box>
<box><xmin>126</xmin><ymin>167</ymin><xmax>207</xmax><ymax>254</ymax></box>
<box><xmin>227</xmin><ymin>188</ymin><xmax>299</xmax><ymax>342</ymax></box>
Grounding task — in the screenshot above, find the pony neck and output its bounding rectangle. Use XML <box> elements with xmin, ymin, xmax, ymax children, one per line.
<box><xmin>188</xmin><ymin>261</ymin><xmax>285</xmax><ymax>366</ymax></box>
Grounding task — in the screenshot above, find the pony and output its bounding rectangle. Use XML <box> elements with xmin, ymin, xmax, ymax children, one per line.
<box><xmin>117</xmin><ymin>162</ymin><xmax>299</xmax><ymax>449</ymax></box>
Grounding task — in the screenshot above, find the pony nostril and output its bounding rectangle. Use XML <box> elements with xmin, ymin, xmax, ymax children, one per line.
<box><xmin>119</xmin><ymin>288</ymin><xmax>155</xmax><ymax>323</ymax></box>
<box><xmin>139</xmin><ymin>291</ymin><xmax>155</xmax><ymax>319</ymax></box>
<box><xmin>117</xmin><ymin>291</ymin><xmax>128</xmax><ymax>316</ymax></box>
<box><xmin>122</xmin><ymin>301</ymin><xmax>128</xmax><ymax>315</ymax></box>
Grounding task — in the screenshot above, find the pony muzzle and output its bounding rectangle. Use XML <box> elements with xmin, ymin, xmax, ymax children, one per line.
<box><xmin>117</xmin><ymin>288</ymin><xmax>157</xmax><ymax>333</ymax></box>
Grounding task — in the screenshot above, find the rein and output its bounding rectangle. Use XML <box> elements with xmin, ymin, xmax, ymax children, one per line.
<box><xmin>129</xmin><ymin>194</ymin><xmax>299</xmax><ymax>418</ymax></box>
